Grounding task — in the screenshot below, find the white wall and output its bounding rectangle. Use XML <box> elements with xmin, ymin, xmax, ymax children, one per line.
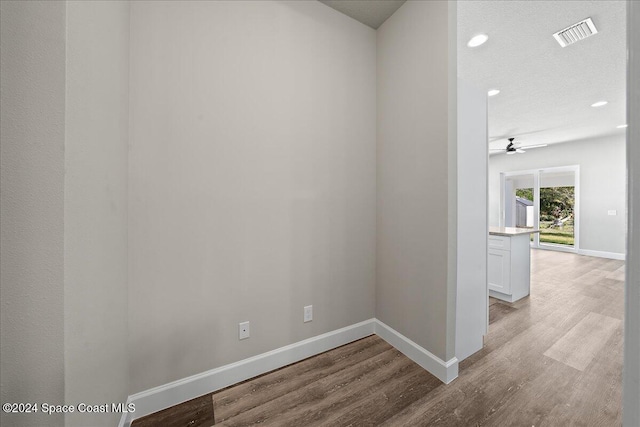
<box><xmin>0</xmin><ymin>2</ymin><xmax>66</xmax><ymax>426</ymax></box>
<box><xmin>64</xmin><ymin>1</ymin><xmax>130</xmax><ymax>426</ymax></box>
<box><xmin>128</xmin><ymin>0</ymin><xmax>377</xmax><ymax>393</ymax></box>
<box><xmin>376</xmin><ymin>0</ymin><xmax>457</xmax><ymax>363</ymax></box>
<box><xmin>624</xmin><ymin>1</ymin><xmax>640</xmax><ymax>424</ymax></box>
<box><xmin>504</xmin><ymin>179</ymin><xmax>515</xmax><ymax>227</ymax></box>
<box><xmin>1</xmin><ymin>3</ymin><xmax>131</xmax><ymax>426</ymax></box>
<box><xmin>489</xmin><ymin>135</ymin><xmax>626</xmax><ymax>256</ymax></box>
<box><xmin>456</xmin><ymin>79</ymin><xmax>488</xmax><ymax>362</ymax></box>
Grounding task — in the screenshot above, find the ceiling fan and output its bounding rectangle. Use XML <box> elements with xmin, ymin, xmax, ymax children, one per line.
<box><xmin>490</xmin><ymin>138</ymin><xmax>547</xmax><ymax>155</ymax></box>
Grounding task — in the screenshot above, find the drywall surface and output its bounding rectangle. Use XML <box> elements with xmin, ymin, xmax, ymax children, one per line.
<box><xmin>624</xmin><ymin>1</ymin><xmax>640</xmax><ymax>425</ymax></box>
<box><xmin>489</xmin><ymin>135</ymin><xmax>626</xmax><ymax>255</ymax></box>
<box><xmin>64</xmin><ymin>1</ymin><xmax>130</xmax><ymax>426</ymax></box>
<box><xmin>456</xmin><ymin>79</ymin><xmax>488</xmax><ymax>362</ymax></box>
<box><xmin>376</xmin><ymin>0</ymin><xmax>454</xmax><ymax>362</ymax></box>
<box><xmin>0</xmin><ymin>1</ymin><xmax>66</xmax><ymax>426</ymax></box>
<box><xmin>128</xmin><ymin>0</ymin><xmax>376</xmax><ymax>392</ymax></box>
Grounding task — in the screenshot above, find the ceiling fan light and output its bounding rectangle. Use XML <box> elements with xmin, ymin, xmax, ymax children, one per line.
<box><xmin>506</xmin><ymin>151</ymin><xmax>516</xmax><ymax>155</ymax></box>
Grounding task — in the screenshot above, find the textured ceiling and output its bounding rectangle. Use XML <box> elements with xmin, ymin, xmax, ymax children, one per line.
<box><xmin>319</xmin><ymin>0</ymin><xmax>626</xmax><ymax>151</ymax></box>
<box><xmin>319</xmin><ymin>0</ymin><xmax>406</xmax><ymax>29</ymax></box>
<box><xmin>458</xmin><ymin>0</ymin><xmax>626</xmax><ymax>151</ymax></box>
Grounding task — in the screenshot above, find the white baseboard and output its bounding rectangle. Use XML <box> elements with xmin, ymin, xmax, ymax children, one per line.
<box><xmin>120</xmin><ymin>319</ymin><xmax>376</xmax><ymax>427</ymax></box>
<box><xmin>373</xmin><ymin>319</ymin><xmax>458</xmax><ymax>384</ymax></box>
<box><xmin>578</xmin><ymin>249</ymin><xmax>626</xmax><ymax>260</ymax></box>
<box><xmin>120</xmin><ymin>318</ymin><xmax>458</xmax><ymax>427</ymax></box>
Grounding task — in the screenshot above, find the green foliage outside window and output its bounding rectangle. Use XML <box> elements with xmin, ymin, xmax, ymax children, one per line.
<box><xmin>515</xmin><ymin>186</ymin><xmax>575</xmax><ymax>246</ymax></box>
<box><xmin>515</xmin><ymin>187</ymin><xmax>574</xmax><ymax>219</ymax></box>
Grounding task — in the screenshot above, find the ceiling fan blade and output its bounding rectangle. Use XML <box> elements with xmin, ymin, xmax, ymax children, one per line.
<box><xmin>520</xmin><ymin>144</ymin><xmax>548</xmax><ymax>150</ymax></box>
<box><xmin>489</xmin><ymin>128</ymin><xmax>557</xmax><ymax>142</ymax></box>
<box><xmin>516</xmin><ymin>149</ymin><xmax>526</xmax><ymax>153</ymax></box>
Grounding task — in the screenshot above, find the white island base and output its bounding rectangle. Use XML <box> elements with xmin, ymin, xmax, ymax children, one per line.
<box><xmin>488</xmin><ymin>227</ymin><xmax>540</xmax><ymax>303</ymax></box>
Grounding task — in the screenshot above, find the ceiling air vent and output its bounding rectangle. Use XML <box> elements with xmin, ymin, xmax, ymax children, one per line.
<box><xmin>553</xmin><ymin>17</ymin><xmax>598</xmax><ymax>47</ymax></box>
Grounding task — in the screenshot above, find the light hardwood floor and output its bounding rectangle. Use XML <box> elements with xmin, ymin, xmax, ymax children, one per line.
<box><xmin>132</xmin><ymin>249</ymin><xmax>625</xmax><ymax>426</ymax></box>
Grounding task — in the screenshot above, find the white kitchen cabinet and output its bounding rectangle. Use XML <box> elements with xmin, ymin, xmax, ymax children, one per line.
<box><xmin>488</xmin><ymin>248</ymin><xmax>510</xmax><ymax>295</ymax></box>
<box><xmin>488</xmin><ymin>228</ymin><xmax>539</xmax><ymax>303</ymax></box>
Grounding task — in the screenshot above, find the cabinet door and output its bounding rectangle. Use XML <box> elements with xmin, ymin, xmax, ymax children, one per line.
<box><xmin>488</xmin><ymin>248</ymin><xmax>511</xmax><ymax>294</ymax></box>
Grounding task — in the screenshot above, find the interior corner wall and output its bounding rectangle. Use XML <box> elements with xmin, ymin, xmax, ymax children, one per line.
<box><xmin>0</xmin><ymin>1</ymin><xmax>66</xmax><ymax>426</ymax></box>
<box><xmin>376</xmin><ymin>0</ymin><xmax>455</xmax><ymax>362</ymax></box>
<box><xmin>64</xmin><ymin>1</ymin><xmax>130</xmax><ymax>426</ymax></box>
<box><xmin>127</xmin><ymin>0</ymin><xmax>377</xmax><ymax>393</ymax></box>
<box><xmin>488</xmin><ymin>135</ymin><xmax>627</xmax><ymax>255</ymax></box>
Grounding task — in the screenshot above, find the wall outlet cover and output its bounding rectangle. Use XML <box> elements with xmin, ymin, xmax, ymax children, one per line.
<box><xmin>304</xmin><ymin>305</ymin><xmax>313</xmax><ymax>323</ymax></box>
<box><xmin>239</xmin><ymin>321</ymin><xmax>250</xmax><ymax>340</ymax></box>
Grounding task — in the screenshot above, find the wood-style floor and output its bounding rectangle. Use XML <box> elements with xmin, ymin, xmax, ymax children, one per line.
<box><xmin>132</xmin><ymin>249</ymin><xmax>625</xmax><ymax>427</ymax></box>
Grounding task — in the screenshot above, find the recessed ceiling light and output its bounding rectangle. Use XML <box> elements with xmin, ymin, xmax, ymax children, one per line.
<box><xmin>467</xmin><ymin>34</ymin><xmax>488</xmax><ymax>47</ymax></box>
<box><xmin>617</xmin><ymin>124</ymin><xmax>628</xmax><ymax>129</ymax></box>
<box><xmin>488</xmin><ymin>89</ymin><xmax>500</xmax><ymax>97</ymax></box>
<box><xmin>591</xmin><ymin>101</ymin><xmax>608</xmax><ymax>107</ymax></box>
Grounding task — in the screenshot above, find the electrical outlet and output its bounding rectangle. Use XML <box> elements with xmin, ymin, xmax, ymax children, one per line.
<box><xmin>304</xmin><ymin>305</ymin><xmax>313</xmax><ymax>323</ymax></box>
<box><xmin>239</xmin><ymin>321</ymin><xmax>250</xmax><ymax>340</ymax></box>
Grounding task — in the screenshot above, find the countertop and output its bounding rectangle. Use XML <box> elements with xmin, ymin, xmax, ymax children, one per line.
<box><xmin>489</xmin><ymin>226</ymin><xmax>540</xmax><ymax>237</ymax></box>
